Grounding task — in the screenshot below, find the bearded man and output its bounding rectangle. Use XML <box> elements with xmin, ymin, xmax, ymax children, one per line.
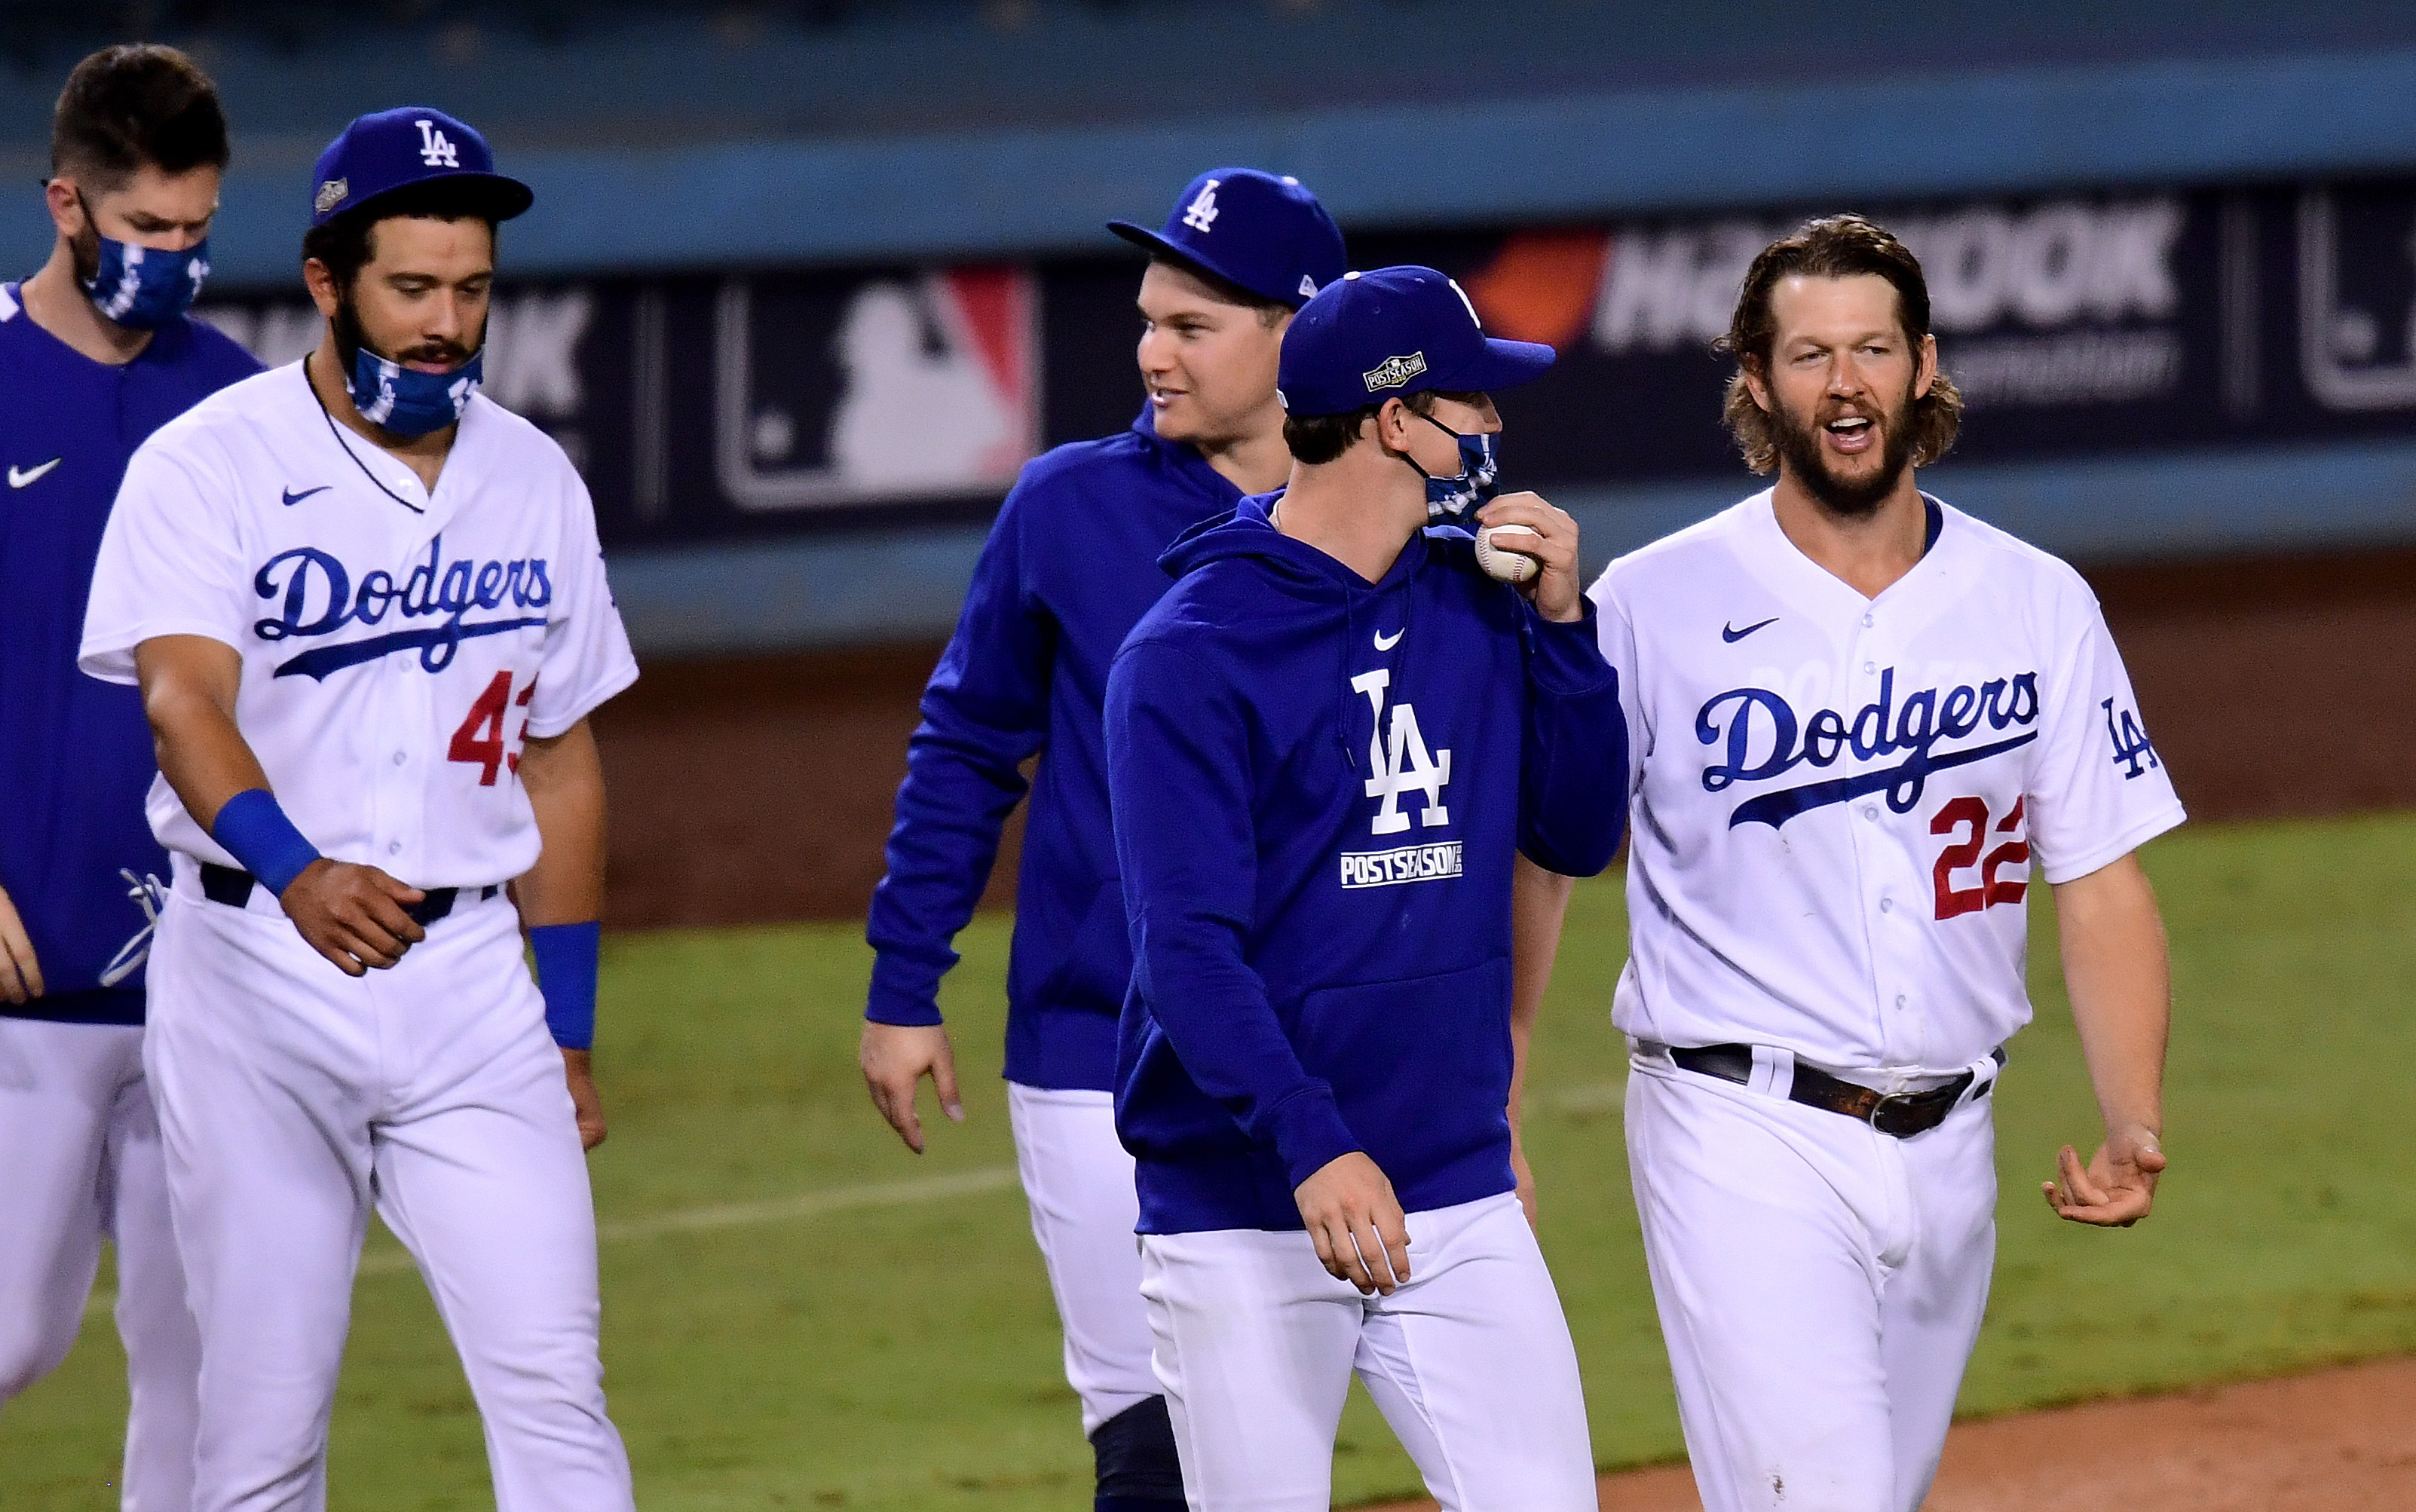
<box><xmin>1556</xmin><ymin>214</ymin><xmax>2183</xmax><ymax>1512</ymax></box>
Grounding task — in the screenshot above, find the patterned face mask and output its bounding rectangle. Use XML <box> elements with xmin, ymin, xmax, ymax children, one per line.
<box><xmin>350</xmin><ymin>346</ymin><xmax>485</xmax><ymax>437</ymax></box>
<box><xmin>1408</xmin><ymin>409</ymin><xmax>1501</xmax><ymax>522</ymax></box>
<box><xmin>81</xmin><ymin>217</ymin><xmax>210</xmax><ymax>329</ymax></box>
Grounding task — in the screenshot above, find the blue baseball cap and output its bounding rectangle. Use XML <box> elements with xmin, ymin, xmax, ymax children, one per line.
<box><xmin>1109</xmin><ymin>167</ymin><xmax>1346</xmax><ymax>309</ymax></box>
<box><xmin>309</xmin><ymin>106</ymin><xmax>534</xmax><ymax>228</ymax></box>
<box><xmin>1276</xmin><ymin>266</ymin><xmax>1556</xmax><ymax>418</ymax></box>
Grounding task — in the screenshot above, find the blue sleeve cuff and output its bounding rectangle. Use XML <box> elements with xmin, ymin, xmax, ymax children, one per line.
<box><xmin>1265</xmin><ymin>1082</ymin><xmax>1364</xmax><ymax>1192</ymax></box>
<box><xmin>865</xmin><ymin>954</ymin><xmax>946</xmax><ymax>1027</ymax></box>
<box><xmin>210</xmin><ymin>789</ymin><xmax>323</xmax><ymax>898</ymax></box>
<box><xmin>1523</xmin><ymin>599</ymin><xmax>1617</xmax><ymax>696</ymax></box>
<box><xmin>531</xmin><ymin>921</ymin><xmax>601</xmax><ymax>1051</ymax></box>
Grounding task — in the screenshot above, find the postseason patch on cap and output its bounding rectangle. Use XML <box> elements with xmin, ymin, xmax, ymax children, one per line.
<box><xmin>1363</xmin><ymin>352</ymin><xmax>1428</xmax><ymax>393</ymax></box>
<box><xmin>314</xmin><ymin>179</ymin><xmax>349</xmax><ymax>215</ymax></box>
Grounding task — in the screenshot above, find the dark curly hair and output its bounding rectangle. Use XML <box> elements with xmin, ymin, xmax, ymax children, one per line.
<box><xmin>1716</xmin><ymin>214</ymin><xmax>1962</xmax><ymax>474</ymax></box>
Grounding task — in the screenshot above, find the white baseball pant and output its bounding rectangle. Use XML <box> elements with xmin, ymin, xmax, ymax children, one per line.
<box><xmin>144</xmin><ymin>861</ymin><xmax>633</xmax><ymax>1512</ymax></box>
<box><xmin>1006</xmin><ymin>1082</ymin><xmax>1158</xmax><ymax>1436</ymax></box>
<box><xmin>0</xmin><ymin>1015</ymin><xmax>200</xmax><ymax>1512</ymax></box>
<box><xmin>1624</xmin><ymin>1051</ymin><xmax>1998</xmax><ymax>1512</ymax></box>
<box><xmin>1140</xmin><ymin>1189</ymin><xmax>1597</xmax><ymax>1512</ymax></box>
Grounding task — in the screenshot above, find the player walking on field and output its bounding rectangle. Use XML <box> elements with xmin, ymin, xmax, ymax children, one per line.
<box><xmin>1581</xmin><ymin>216</ymin><xmax>2183</xmax><ymax>1512</ymax></box>
<box><xmin>78</xmin><ymin>107</ymin><xmax>638</xmax><ymax>1512</ymax></box>
<box><xmin>1106</xmin><ymin>267</ymin><xmax>1628</xmax><ymax>1510</ymax></box>
<box><xmin>859</xmin><ymin>169</ymin><xmax>1344</xmax><ymax>1509</ymax></box>
<box><xmin>0</xmin><ymin>44</ymin><xmax>257</xmax><ymax>1508</ymax></box>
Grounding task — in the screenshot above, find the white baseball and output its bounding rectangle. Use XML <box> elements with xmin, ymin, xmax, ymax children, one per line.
<box><xmin>1474</xmin><ymin>524</ymin><xmax>1542</xmax><ymax>583</ymax></box>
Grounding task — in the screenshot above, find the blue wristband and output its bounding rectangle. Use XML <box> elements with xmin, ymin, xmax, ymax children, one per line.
<box><xmin>531</xmin><ymin>920</ymin><xmax>601</xmax><ymax>1051</ymax></box>
<box><xmin>210</xmin><ymin>789</ymin><xmax>323</xmax><ymax>898</ymax></box>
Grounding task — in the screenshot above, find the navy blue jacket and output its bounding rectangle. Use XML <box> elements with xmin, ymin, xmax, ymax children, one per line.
<box><xmin>1106</xmin><ymin>495</ymin><xmax>1628</xmax><ymax>1235</ymax></box>
<box><xmin>0</xmin><ymin>284</ymin><xmax>259</xmax><ymax>1024</ymax></box>
<box><xmin>865</xmin><ymin>407</ymin><xmax>1242</xmax><ymax>1089</ymax></box>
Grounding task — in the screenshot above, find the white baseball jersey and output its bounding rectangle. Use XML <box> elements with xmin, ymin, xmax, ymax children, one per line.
<box><xmin>80</xmin><ymin>363</ymin><xmax>637</xmax><ymax>887</ymax></box>
<box><xmin>1589</xmin><ymin>488</ymin><xmax>2185</xmax><ymax>1073</ymax></box>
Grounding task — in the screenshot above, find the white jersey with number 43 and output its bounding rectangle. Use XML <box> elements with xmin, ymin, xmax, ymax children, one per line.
<box><xmin>1588</xmin><ymin>489</ymin><xmax>2184</xmax><ymax>1073</ymax></box>
<box><xmin>81</xmin><ymin>363</ymin><xmax>638</xmax><ymax>889</ymax></box>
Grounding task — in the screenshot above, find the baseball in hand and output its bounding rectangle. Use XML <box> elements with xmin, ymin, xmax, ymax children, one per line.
<box><xmin>1474</xmin><ymin>524</ymin><xmax>1542</xmax><ymax>583</ymax></box>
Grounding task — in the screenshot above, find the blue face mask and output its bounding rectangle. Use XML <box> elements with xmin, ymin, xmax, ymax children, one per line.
<box><xmin>82</xmin><ymin>233</ymin><xmax>210</xmax><ymax>329</ymax></box>
<box><xmin>1411</xmin><ymin>410</ymin><xmax>1502</xmax><ymax>522</ymax></box>
<box><xmin>351</xmin><ymin>347</ymin><xmax>484</xmax><ymax>438</ymax></box>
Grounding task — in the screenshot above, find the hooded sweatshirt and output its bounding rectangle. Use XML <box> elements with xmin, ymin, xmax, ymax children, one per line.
<box><xmin>1105</xmin><ymin>493</ymin><xmax>1628</xmax><ymax>1235</ymax></box>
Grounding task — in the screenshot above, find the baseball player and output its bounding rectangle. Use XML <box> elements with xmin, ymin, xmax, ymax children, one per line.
<box><xmin>1105</xmin><ymin>266</ymin><xmax>1629</xmax><ymax>1510</ymax></box>
<box><xmin>859</xmin><ymin>169</ymin><xmax>1345</xmax><ymax>1510</ymax></box>
<box><xmin>78</xmin><ymin>107</ymin><xmax>638</xmax><ymax>1512</ymax></box>
<box><xmin>0</xmin><ymin>43</ymin><xmax>256</xmax><ymax>1507</ymax></box>
<box><xmin>1582</xmin><ymin>215</ymin><xmax>2183</xmax><ymax>1512</ymax></box>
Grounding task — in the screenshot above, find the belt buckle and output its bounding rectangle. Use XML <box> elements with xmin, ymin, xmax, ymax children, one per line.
<box><xmin>1867</xmin><ymin>1089</ymin><xmax>1932</xmax><ymax>1139</ymax></box>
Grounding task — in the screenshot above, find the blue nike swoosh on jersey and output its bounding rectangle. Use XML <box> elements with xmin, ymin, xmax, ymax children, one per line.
<box><xmin>281</xmin><ymin>485</ymin><xmax>332</xmax><ymax>507</ymax></box>
<box><xmin>1722</xmin><ymin>616</ymin><xmax>1780</xmax><ymax>642</ymax></box>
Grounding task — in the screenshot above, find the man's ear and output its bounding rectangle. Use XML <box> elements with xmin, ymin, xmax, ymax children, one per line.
<box><xmin>44</xmin><ymin>177</ymin><xmax>86</xmax><ymax>240</ymax></box>
<box><xmin>1913</xmin><ymin>333</ymin><xmax>1938</xmax><ymax>401</ymax></box>
<box><xmin>1741</xmin><ymin>360</ymin><xmax>1774</xmax><ymax>415</ymax></box>
<box><xmin>302</xmin><ymin>259</ymin><xmax>342</xmax><ymax>320</ymax></box>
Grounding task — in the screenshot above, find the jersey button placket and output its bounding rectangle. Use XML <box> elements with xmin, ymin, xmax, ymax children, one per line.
<box><xmin>1854</xmin><ymin>615</ymin><xmax>1918</xmax><ymax>1066</ymax></box>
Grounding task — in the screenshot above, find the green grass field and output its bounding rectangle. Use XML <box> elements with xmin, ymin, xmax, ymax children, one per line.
<box><xmin>8</xmin><ymin>810</ymin><xmax>2416</xmax><ymax>1509</ymax></box>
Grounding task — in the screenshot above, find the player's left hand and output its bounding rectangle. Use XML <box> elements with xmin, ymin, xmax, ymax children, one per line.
<box><xmin>2042</xmin><ymin>1125</ymin><xmax>2164</xmax><ymax>1226</ymax></box>
<box><xmin>0</xmin><ymin>880</ymin><xmax>45</xmax><ymax>1004</ymax></box>
<box><xmin>562</xmin><ymin>1048</ymin><xmax>607</xmax><ymax>1151</ymax></box>
<box><xmin>1473</xmin><ymin>491</ymin><xmax>1583</xmax><ymax>623</ymax></box>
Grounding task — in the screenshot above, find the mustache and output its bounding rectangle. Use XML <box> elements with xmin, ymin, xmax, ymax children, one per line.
<box><xmin>392</xmin><ymin>341</ymin><xmax>473</xmax><ymax>367</ymax></box>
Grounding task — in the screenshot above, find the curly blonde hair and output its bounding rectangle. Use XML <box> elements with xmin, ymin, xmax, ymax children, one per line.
<box><xmin>1715</xmin><ymin>215</ymin><xmax>1963</xmax><ymax>475</ymax></box>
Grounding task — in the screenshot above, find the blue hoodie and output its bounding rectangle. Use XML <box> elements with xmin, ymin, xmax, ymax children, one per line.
<box><xmin>865</xmin><ymin>407</ymin><xmax>1242</xmax><ymax>1089</ymax></box>
<box><xmin>0</xmin><ymin>287</ymin><xmax>259</xmax><ymax>1024</ymax></box>
<box><xmin>1106</xmin><ymin>494</ymin><xmax>1628</xmax><ymax>1235</ymax></box>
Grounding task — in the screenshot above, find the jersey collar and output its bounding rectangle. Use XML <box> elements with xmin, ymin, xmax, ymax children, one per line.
<box><xmin>1131</xmin><ymin>400</ymin><xmax>1246</xmax><ymax>505</ymax></box>
<box><xmin>1749</xmin><ymin>485</ymin><xmax>1960</xmax><ymax>617</ymax></box>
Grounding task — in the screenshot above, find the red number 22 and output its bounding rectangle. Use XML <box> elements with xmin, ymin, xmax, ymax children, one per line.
<box><xmin>447</xmin><ymin>671</ymin><xmax>537</xmax><ymax>786</ymax></box>
<box><xmin>1930</xmin><ymin>796</ymin><xmax>2029</xmax><ymax>920</ymax></box>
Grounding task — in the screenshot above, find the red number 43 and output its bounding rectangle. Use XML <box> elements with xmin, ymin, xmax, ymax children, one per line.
<box><xmin>447</xmin><ymin>671</ymin><xmax>537</xmax><ymax>786</ymax></box>
<box><xmin>1931</xmin><ymin>796</ymin><xmax>2029</xmax><ymax>920</ymax></box>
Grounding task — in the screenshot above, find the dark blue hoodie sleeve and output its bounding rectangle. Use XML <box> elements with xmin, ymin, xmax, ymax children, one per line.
<box><xmin>1515</xmin><ymin>598</ymin><xmax>1629</xmax><ymax>877</ymax></box>
<box><xmin>1107</xmin><ymin>638</ymin><xmax>1364</xmax><ymax>1190</ymax></box>
<box><xmin>864</xmin><ymin>488</ymin><xmax>1054</xmax><ymax>1026</ymax></box>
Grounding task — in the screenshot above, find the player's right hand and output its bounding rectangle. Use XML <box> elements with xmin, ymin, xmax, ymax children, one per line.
<box><xmin>0</xmin><ymin>881</ymin><xmax>44</xmax><ymax>1004</ymax></box>
<box><xmin>1296</xmin><ymin>1152</ymin><xmax>1413</xmax><ymax>1296</ymax></box>
<box><xmin>860</xmin><ymin>1021</ymin><xmax>965</xmax><ymax>1154</ymax></box>
<box><xmin>279</xmin><ymin>859</ymin><xmax>427</xmax><ymax>976</ymax></box>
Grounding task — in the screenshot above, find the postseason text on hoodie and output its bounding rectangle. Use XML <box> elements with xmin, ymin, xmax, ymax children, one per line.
<box><xmin>1106</xmin><ymin>494</ymin><xmax>1629</xmax><ymax>1235</ymax></box>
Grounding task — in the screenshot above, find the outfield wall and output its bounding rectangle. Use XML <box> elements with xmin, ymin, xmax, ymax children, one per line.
<box><xmin>591</xmin><ymin>543</ymin><xmax>2416</xmax><ymax>929</ymax></box>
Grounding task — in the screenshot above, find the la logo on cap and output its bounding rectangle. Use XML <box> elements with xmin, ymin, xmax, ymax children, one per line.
<box><xmin>415</xmin><ymin>119</ymin><xmax>460</xmax><ymax>168</ymax></box>
<box><xmin>1181</xmin><ymin>179</ymin><xmax>1220</xmax><ymax>233</ymax></box>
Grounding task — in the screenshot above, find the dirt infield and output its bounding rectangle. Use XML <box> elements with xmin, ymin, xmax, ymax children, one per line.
<box><xmin>1359</xmin><ymin>1356</ymin><xmax>2416</xmax><ymax>1510</ymax></box>
<box><xmin>589</xmin><ymin>542</ymin><xmax>2416</xmax><ymax>929</ymax></box>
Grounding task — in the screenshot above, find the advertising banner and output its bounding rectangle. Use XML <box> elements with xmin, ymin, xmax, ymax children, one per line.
<box><xmin>198</xmin><ymin>178</ymin><xmax>2416</xmax><ymax>549</ymax></box>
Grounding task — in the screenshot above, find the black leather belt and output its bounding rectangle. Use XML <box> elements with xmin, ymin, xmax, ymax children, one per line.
<box><xmin>199</xmin><ymin>862</ymin><xmax>497</xmax><ymax>926</ymax></box>
<box><xmin>1668</xmin><ymin>1042</ymin><xmax>2005</xmax><ymax>1139</ymax></box>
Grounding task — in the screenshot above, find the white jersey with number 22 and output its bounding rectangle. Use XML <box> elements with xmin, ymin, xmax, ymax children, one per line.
<box><xmin>1588</xmin><ymin>489</ymin><xmax>2184</xmax><ymax>1073</ymax></box>
<box><xmin>80</xmin><ymin>363</ymin><xmax>638</xmax><ymax>889</ymax></box>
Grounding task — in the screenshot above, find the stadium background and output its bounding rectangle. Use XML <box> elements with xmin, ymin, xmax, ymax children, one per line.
<box><xmin>4</xmin><ymin>2</ymin><xmax>2415</xmax><ymax>1507</ymax></box>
